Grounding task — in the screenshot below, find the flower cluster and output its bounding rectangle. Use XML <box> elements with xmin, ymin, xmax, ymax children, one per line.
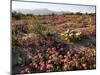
<box><xmin>20</xmin><ymin>47</ymin><xmax>96</xmax><ymax>74</ymax></box>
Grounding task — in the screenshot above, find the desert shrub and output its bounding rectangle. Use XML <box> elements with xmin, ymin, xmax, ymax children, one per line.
<box><xmin>30</xmin><ymin>21</ymin><xmax>56</xmax><ymax>40</ymax></box>
<box><xmin>12</xmin><ymin>11</ymin><xmax>24</xmax><ymax>20</ymax></box>
<box><xmin>84</xmin><ymin>37</ymin><xmax>96</xmax><ymax>48</ymax></box>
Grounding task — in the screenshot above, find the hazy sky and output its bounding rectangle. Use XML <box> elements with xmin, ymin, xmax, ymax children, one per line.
<box><xmin>12</xmin><ymin>1</ymin><xmax>96</xmax><ymax>13</ymax></box>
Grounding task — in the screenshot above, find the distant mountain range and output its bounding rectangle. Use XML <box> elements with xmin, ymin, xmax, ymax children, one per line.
<box><xmin>12</xmin><ymin>8</ymin><xmax>72</xmax><ymax>15</ymax></box>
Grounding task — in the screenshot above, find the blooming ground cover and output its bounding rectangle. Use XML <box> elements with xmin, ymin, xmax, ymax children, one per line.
<box><xmin>20</xmin><ymin>47</ymin><xmax>96</xmax><ymax>74</ymax></box>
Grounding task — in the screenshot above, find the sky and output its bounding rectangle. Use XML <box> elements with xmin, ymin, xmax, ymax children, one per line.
<box><xmin>12</xmin><ymin>1</ymin><xmax>96</xmax><ymax>13</ymax></box>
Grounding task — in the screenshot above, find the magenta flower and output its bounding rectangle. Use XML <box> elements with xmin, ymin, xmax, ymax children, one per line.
<box><xmin>46</xmin><ymin>64</ymin><xmax>53</xmax><ymax>69</ymax></box>
<box><xmin>52</xmin><ymin>47</ymin><xmax>56</xmax><ymax>51</ymax></box>
<box><xmin>20</xmin><ymin>70</ymin><xmax>25</xmax><ymax>74</ymax></box>
<box><xmin>93</xmin><ymin>64</ymin><xmax>96</xmax><ymax>68</ymax></box>
<box><xmin>82</xmin><ymin>63</ymin><xmax>87</xmax><ymax>70</ymax></box>
<box><xmin>48</xmin><ymin>59</ymin><xmax>52</xmax><ymax>64</ymax></box>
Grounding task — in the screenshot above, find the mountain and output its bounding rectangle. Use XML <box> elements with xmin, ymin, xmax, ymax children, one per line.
<box><xmin>12</xmin><ymin>8</ymin><xmax>70</xmax><ymax>15</ymax></box>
